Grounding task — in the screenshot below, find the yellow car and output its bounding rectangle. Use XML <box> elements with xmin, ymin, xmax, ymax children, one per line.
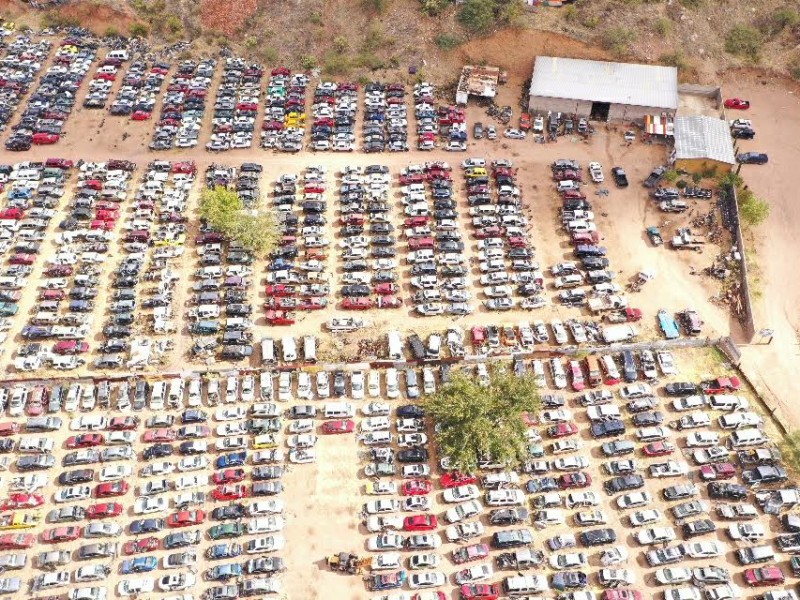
<box><xmin>252</xmin><ymin>434</ymin><xmax>278</xmax><ymax>449</ymax></box>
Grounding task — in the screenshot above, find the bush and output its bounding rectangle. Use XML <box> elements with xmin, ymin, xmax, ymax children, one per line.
<box><xmin>435</xmin><ymin>34</ymin><xmax>462</xmax><ymax>49</ymax></box>
<box><xmin>363</xmin><ymin>25</ymin><xmax>385</xmax><ymax>52</ymax></box>
<box><xmin>363</xmin><ymin>0</ymin><xmax>389</xmax><ymax>13</ymax></box>
<box><xmin>165</xmin><ymin>15</ymin><xmax>182</xmax><ymax>35</ymax></box>
<box><xmin>458</xmin><ymin>0</ymin><xmax>496</xmax><ymax>33</ymax></box>
<box><xmin>739</xmin><ymin>190</ymin><xmax>770</xmax><ymax>226</ymax></box>
<box><xmin>583</xmin><ymin>15</ymin><xmax>599</xmax><ymax>28</ymax></box>
<box><xmin>129</xmin><ymin>22</ymin><xmax>150</xmax><ymax>38</ymax></box>
<box><xmin>260</xmin><ymin>46</ymin><xmax>279</xmax><ymax>64</ymax></box>
<box><xmin>663</xmin><ymin>169</ymin><xmax>679</xmax><ymax>183</ymax></box>
<box><xmin>678</xmin><ymin>0</ymin><xmax>703</xmax><ymax>7</ymax></box>
<box><xmin>763</xmin><ymin>8</ymin><xmax>799</xmax><ymax>35</ymax></box>
<box><xmin>654</xmin><ymin>17</ymin><xmax>672</xmax><ymax>36</ymax></box>
<box><xmin>725</xmin><ymin>24</ymin><xmax>763</xmax><ymax>61</ymax></box>
<box><xmin>692</xmin><ymin>172</ymin><xmax>703</xmax><ymax>184</ymax></box>
<box><xmin>420</xmin><ymin>0</ymin><xmax>451</xmax><ymax>16</ymax></box>
<box><xmin>600</xmin><ymin>26</ymin><xmax>636</xmax><ymax>58</ymax></box>
<box><xmin>309</xmin><ymin>10</ymin><xmax>323</xmax><ymax>25</ymax></box>
<box><xmin>789</xmin><ymin>54</ymin><xmax>800</xmax><ymax>80</ymax></box>
<box><xmin>718</xmin><ymin>171</ymin><xmax>743</xmax><ymax>189</ymax></box>
<box><xmin>300</xmin><ymin>55</ymin><xmax>318</xmax><ymax>70</ymax></box>
<box><xmin>104</xmin><ymin>26</ymin><xmax>120</xmax><ymax>38</ymax></box>
<box><xmin>324</xmin><ymin>53</ymin><xmax>351</xmax><ymax>75</ymax></box>
<box><xmin>41</xmin><ymin>12</ymin><xmax>80</xmax><ymax>28</ymax></box>
<box><xmin>660</xmin><ymin>50</ymin><xmax>689</xmax><ymax>71</ymax></box>
<box><xmin>333</xmin><ymin>36</ymin><xmax>350</xmax><ymax>53</ymax></box>
<box><xmin>676</xmin><ymin>179</ymin><xmax>688</xmax><ymax>189</ymax></box>
<box><xmin>564</xmin><ymin>5</ymin><xmax>578</xmax><ymax>22</ymax></box>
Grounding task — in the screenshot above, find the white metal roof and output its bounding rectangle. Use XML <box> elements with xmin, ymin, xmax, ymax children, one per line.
<box><xmin>529</xmin><ymin>56</ymin><xmax>678</xmax><ymax>110</ymax></box>
<box><xmin>674</xmin><ymin>116</ymin><xmax>735</xmax><ymax>165</ymax></box>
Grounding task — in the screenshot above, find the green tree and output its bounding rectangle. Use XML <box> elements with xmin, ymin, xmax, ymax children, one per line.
<box><xmin>422</xmin><ymin>366</ymin><xmax>541</xmax><ymax>472</ymax></box>
<box><xmin>199</xmin><ymin>187</ymin><xmax>279</xmax><ymax>257</ymax></box>
<box><xmin>458</xmin><ymin>0</ymin><xmax>496</xmax><ymax>34</ymax></box>
<box><xmin>739</xmin><ymin>190</ymin><xmax>770</xmax><ymax>227</ymax></box>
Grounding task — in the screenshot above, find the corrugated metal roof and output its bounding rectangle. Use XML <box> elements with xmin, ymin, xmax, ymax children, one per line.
<box><xmin>674</xmin><ymin>115</ymin><xmax>735</xmax><ymax>165</ymax></box>
<box><xmin>529</xmin><ymin>56</ymin><xmax>678</xmax><ymax>110</ymax></box>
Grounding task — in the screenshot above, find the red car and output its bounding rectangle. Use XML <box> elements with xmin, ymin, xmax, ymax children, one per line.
<box><xmin>86</xmin><ymin>502</ymin><xmax>124</xmax><ymax>519</ymax></box>
<box><xmin>0</xmin><ymin>208</ymin><xmax>23</xmax><ymax>220</ymax></box>
<box><xmin>108</xmin><ymin>416</ymin><xmax>139</xmax><ymax>431</ymax></box>
<box><xmin>131</xmin><ymin>110</ymin><xmax>152</xmax><ymax>120</ymax></box>
<box><xmin>408</xmin><ymin>237</ymin><xmax>434</xmax><ymax>250</ymax></box>
<box><xmin>400</xmin><ymin>173</ymin><xmax>425</xmax><ymax>184</ymax></box>
<box><xmin>166</xmin><ymin>510</ymin><xmax>206</xmax><ymax>528</ymax></box>
<box><xmin>321</xmin><ymin>420</ymin><xmax>355</xmax><ymax>434</ymax></box>
<box><xmin>0</xmin><ymin>534</ymin><xmax>35</xmax><ymax>550</ymax></box>
<box><xmin>724</xmin><ymin>98</ymin><xmax>750</xmax><ymax>110</ymax></box>
<box><xmin>700</xmin><ymin>376</ymin><xmax>741</xmax><ymax>394</ymax></box>
<box><xmin>548</xmin><ymin>422</ymin><xmax>578</xmax><ymax>438</ymax></box>
<box><xmin>374</xmin><ymin>283</ymin><xmax>399</xmax><ymax>295</ymax></box>
<box><xmin>441</xmin><ymin>471</ymin><xmax>477</xmax><ymax>489</ymax></box>
<box><xmin>90</xmin><ymin>220</ymin><xmax>114</xmax><ymax>231</ymax></box>
<box><xmin>404</xmin><ymin>216</ymin><xmax>430</xmax><ymax>227</ymax></box>
<box><xmin>265</xmin><ymin>310</ymin><xmax>295</xmax><ymax>325</ymax></box>
<box><xmin>10</xmin><ymin>254</ymin><xmax>34</xmax><ymax>265</ymax></box>
<box><xmin>744</xmin><ymin>567</ymin><xmax>785</xmax><ymax>587</ymax></box>
<box><xmin>143</xmin><ymin>428</ymin><xmax>176</xmax><ymax>443</ymax></box>
<box><xmin>0</xmin><ymin>422</ymin><xmax>19</xmax><ymax>436</ymax></box>
<box><xmin>377</xmin><ymin>296</ymin><xmax>402</xmax><ymax>309</ymax></box>
<box><xmin>211</xmin><ymin>484</ymin><xmax>247</xmax><ymax>501</ymax></box>
<box><xmin>401</xmin><ymin>480</ymin><xmax>433</xmax><ymax>496</ymax></box>
<box><xmin>642</xmin><ymin>442</ymin><xmax>675</xmax><ymax>457</ymax></box>
<box><xmin>298</xmin><ymin>298</ymin><xmax>326</xmax><ymax>311</ymax></box>
<box><xmin>66</xmin><ymin>433</ymin><xmax>105</xmax><ymax>449</ymax></box>
<box><xmin>45</xmin><ymin>265</ymin><xmax>73</xmax><ymax>277</ymax></box>
<box><xmin>461</xmin><ymin>584</ymin><xmax>501</xmax><ymax>600</ymax></box>
<box><xmin>123</xmin><ymin>537</ymin><xmax>159</xmax><ymax>555</ymax></box>
<box><xmin>171</xmin><ymin>161</ymin><xmax>196</xmax><ymax>174</ymax></box>
<box><xmin>474</xmin><ymin>226</ymin><xmax>505</xmax><ymax>239</ymax></box>
<box><xmin>452</xmin><ymin>543</ymin><xmax>490</xmax><ymax>564</ymax></box>
<box><xmin>0</xmin><ymin>493</ymin><xmax>44</xmax><ymax>510</ymax></box>
<box><xmin>558</xmin><ymin>472</ymin><xmax>592</xmax><ymax>489</ymax></box>
<box><xmin>699</xmin><ymin>463</ymin><xmax>736</xmax><ymax>481</ymax></box>
<box><xmin>32</xmin><ymin>132</ymin><xmax>59</xmax><ymax>144</ymax></box>
<box><xmin>41</xmin><ymin>526</ymin><xmax>80</xmax><ymax>543</ymax></box>
<box><xmin>213</xmin><ymin>469</ymin><xmax>246</xmax><ymax>485</ymax></box>
<box><xmin>403</xmin><ymin>514</ymin><xmax>438</xmax><ymax>531</ymax></box>
<box><xmin>341</xmin><ymin>298</ymin><xmax>373</xmax><ymax>310</ymax></box>
<box><xmin>53</xmin><ymin>340</ymin><xmax>89</xmax><ymax>355</ymax></box>
<box><xmin>45</xmin><ymin>158</ymin><xmax>74</xmax><ymax>169</ymax></box>
<box><xmin>95</xmin><ymin>481</ymin><xmax>129</xmax><ymax>498</ymax></box>
<box><xmin>265</xmin><ymin>284</ymin><xmax>295</xmax><ymax>297</ymax></box>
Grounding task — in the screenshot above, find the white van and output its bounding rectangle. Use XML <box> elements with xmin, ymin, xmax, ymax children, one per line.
<box><xmin>281</xmin><ymin>336</ymin><xmax>297</xmax><ymax>362</ymax></box>
<box><xmin>708</xmin><ymin>394</ymin><xmax>749</xmax><ymax>412</ymax></box>
<box><xmin>557</xmin><ymin>180</ymin><xmax>580</xmax><ymax>193</ymax></box>
<box><xmin>150</xmin><ymin>381</ymin><xmax>167</xmax><ymax>411</ymax></box>
<box><xmin>719</xmin><ymin>412</ymin><xmax>763</xmax><ymax>430</ymax></box>
<box><xmin>504</xmin><ymin>575</ymin><xmax>549</xmax><ymax>596</ymax></box>
<box><xmin>260</xmin><ymin>338</ymin><xmax>276</xmax><ymax>365</ymax></box>
<box><xmin>19</xmin><ymin>436</ymin><xmax>54</xmax><ymax>454</ymax></box>
<box><xmin>729</xmin><ymin>428</ymin><xmax>769</xmax><ymax>448</ymax></box>
<box><xmin>324</xmin><ymin>402</ymin><xmax>355</xmax><ymax>419</ymax></box>
<box><xmin>107</xmin><ymin>50</ymin><xmax>129</xmax><ymax>61</ymax></box>
<box><xmin>387</xmin><ymin>331</ymin><xmax>403</xmax><ymax>361</ymax></box>
<box><xmin>303</xmin><ymin>336</ymin><xmax>317</xmax><ymax>363</ymax></box>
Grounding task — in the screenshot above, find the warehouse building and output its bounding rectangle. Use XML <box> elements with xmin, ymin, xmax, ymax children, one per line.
<box><xmin>528</xmin><ymin>56</ymin><xmax>679</xmax><ymax>121</ymax></box>
<box><xmin>672</xmin><ymin>115</ymin><xmax>735</xmax><ymax>174</ymax></box>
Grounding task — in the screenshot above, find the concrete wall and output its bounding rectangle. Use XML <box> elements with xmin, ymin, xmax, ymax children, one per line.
<box><xmin>528</xmin><ymin>95</ymin><xmax>674</xmax><ymax>122</ymax></box>
<box><xmin>675</xmin><ymin>158</ymin><xmax>732</xmax><ymax>175</ymax></box>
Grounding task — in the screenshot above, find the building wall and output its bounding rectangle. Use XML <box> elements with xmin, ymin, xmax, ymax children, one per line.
<box><xmin>528</xmin><ymin>94</ymin><xmax>674</xmax><ymax>121</ymax></box>
<box><xmin>675</xmin><ymin>158</ymin><xmax>732</xmax><ymax>175</ymax></box>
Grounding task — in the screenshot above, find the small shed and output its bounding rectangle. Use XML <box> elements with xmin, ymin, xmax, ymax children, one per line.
<box><xmin>456</xmin><ymin>65</ymin><xmax>500</xmax><ymax>105</ymax></box>
<box><xmin>672</xmin><ymin>115</ymin><xmax>735</xmax><ymax>175</ymax></box>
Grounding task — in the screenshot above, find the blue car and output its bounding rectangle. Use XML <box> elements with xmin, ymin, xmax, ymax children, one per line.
<box><xmin>130</xmin><ymin>518</ymin><xmax>165</xmax><ymax>535</ymax></box>
<box><xmin>658</xmin><ymin>309</ymin><xmax>680</xmax><ymax>340</ymax></box>
<box><xmin>206</xmin><ymin>543</ymin><xmax>243</xmax><ymax>560</ymax></box>
<box><xmin>120</xmin><ymin>556</ymin><xmax>158</xmax><ymax>574</ymax></box>
<box><xmin>216</xmin><ymin>451</ymin><xmax>247</xmax><ymax>469</ymax></box>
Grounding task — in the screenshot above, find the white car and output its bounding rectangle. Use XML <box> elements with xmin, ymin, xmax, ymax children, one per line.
<box><xmin>55</xmin><ymin>486</ymin><xmax>91</xmax><ymax>503</ymax></box>
<box><xmin>565</xmin><ymin>491</ymin><xmax>599</xmax><ymax>508</ymax></box>
<box><xmin>553</xmin><ymin>456</ymin><xmax>588</xmax><ymax>471</ymax></box>
<box><xmin>215</xmin><ymin>407</ymin><xmax>246</xmax><ymax>421</ymax></box>
<box><xmin>368</xmin><ymin>481</ymin><xmax>398</xmax><ymax>495</ymax></box>
<box><xmin>443</xmin><ymin>485</ymin><xmax>480</xmax><ymax>503</ymax></box>
<box><xmin>362</xmin><ymin>402</ymin><xmax>390</xmax><ymax>416</ymax></box>
<box><xmin>297</xmin><ymin>373</ymin><xmax>313</xmax><ymax>400</ymax></box>
<box><xmin>287</xmin><ymin>434</ymin><xmax>318</xmax><ymax>448</ymax></box>
<box><xmin>637</xmin><ymin>527</ymin><xmax>676</xmax><ymax>545</ymax></box>
<box><xmin>408</xmin><ymin>571</ymin><xmax>446</xmax><ymax>589</ymax></box>
<box><xmin>158</xmin><ymin>573</ymin><xmax>196</xmax><ymax>592</ymax></box>
<box><xmin>361</xmin><ymin>417</ymin><xmax>390</xmax><ymax>432</ymax></box>
<box><xmin>174</xmin><ymin>475</ymin><xmax>209</xmax><ymax>491</ymax></box>
<box><xmin>248</xmin><ymin>500</ymin><xmax>285</xmax><ymax>516</ymax></box>
<box><xmin>398</xmin><ymin>433</ymin><xmax>428</xmax><ymax>448</ymax></box>
<box><xmin>589</xmin><ymin>162</ymin><xmax>604</xmax><ymax>183</ymax></box>
<box><xmin>445</xmin><ymin>499</ymin><xmax>483</xmax><ymax>523</ymax></box>
<box><xmin>553</xmin><ymin>439</ymin><xmax>582</xmax><ymax>454</ymax></box>
<box><xmin>245</xmin><ymin>535</ymin><xmax>286</xmax><ymax>554</ymax></box>
<box><xmin>503</xmin><ymin>128</ymin><xmax>526</xmax><ymax>140</ymax></box>
<box><xmin>686</xmin><ymin>431</ymin><xmax>719</xmax><ymax>447</ymax></box>
<box><xmin>672</xmin><ymin>396</ymin><xmax>706</xmax><ymax>411</ymax></box>
<box><xmin>99</xmin><ymin>465</ymin><xmax>132</xmax><ymax>482</ymax></box>
<box><xmin>316</xmin><ymin>372</ymin><xmax>330</xmax><ymax>398</ymax></box>
<box><xmin>650</xmin><ymin>461</ymin><xmax>690</xmax><ymax>478</ymax></box>
<box><xmin>367</xmin><ymin>533</ymin><xmax>405</xmax><ymax>552</ymax></box>
<box><xmin>404</xmin><ymin>497</ymin><xmax>432</xmax><ymax>512</ymax></box>
<box><xmin>620</xmin><ymin>383</ymin><xmax>653</xmax><ymax>399</ymax></box>
<box><xmin>549</xmin><ymin>552</ymin><xmax>588</xmax><ymax>570</ymax></box>
<box><xmin>177</xmin><ymin>456</ymin><xmax>209</xmax><ymax>472</ymax></box>
<box><xmin>616</xmin><ymin>492</ymin><xmax>653</xmax><ymax>510</ymax></box>
<box><xmin>655</xmin><ymin>568</ymin><xmax>693</xmax><ymax>585</ymax></box>
<box><xmin>351</xmin><ymin>370</ymin><xmax>365</xmax><ymax>399</ymax></box>
<box><xmin>246</xmin><ymin>516</ymin><xmax>286</xmax><ymax>534</ymax></box>
<box><xmin>445</xmin><ymin>521</ymin><xmax>486</xmax><ymax>542</ymax></box>
<box><xmin>364</xmin><ymin>500</ymin><xmax>402</xmax><ymax>515</ymax></box>
<box><xmin>118</xmin><ymin>579</ymin><xmax>155</xmax><ymax>596</ymax></box>
<box><xmin>371</xmin><ymin>552</ymin><xmax>402</xmax><ymax>571</ymax></box>
<box><xmin>288</xmin><ymin>419</ymin><xmax>314</xmax><ymax>434</ymax></box>
<box><xmin>629</xmin><ymin>509</ymin><xmax>663</xmax><ymax>527</ymax></box>
<box><xmin>278</xmin><ymin>372</ymin><xmax>293</xmax><ymax>402</ymax></box>
<box><xmin>455</xmin><ymin>563</ymin><xmax>494</xmax><ymax>584</ymax></box>
<box><xmin>681</xmin><ymin>541</ymin><xmax>723</xmax><ymax>558</ymax></box>
<box><xmin>365</xmin><ymin>515</ymin><xmax>404</xmax><ymax>533</ymax></box>
<box><xmin>551</xmin><ymin>320</ymin><xmax>568</xmax><ymax>344</ymax></box>
<box><xmin>241</xmin><ymin>376</ymin><xmax>255</xmax><ymax>402</ymax></box>
<box><xmin>367</xmin><ymin>370</ymin><xmax>381</xmax><ymax>397</ymax></box>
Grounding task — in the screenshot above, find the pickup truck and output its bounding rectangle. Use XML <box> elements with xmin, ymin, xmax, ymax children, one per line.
<box><xmin>589</xmin><ymin>295</ymin><xmax>629</xmax><ymax>313</ymax></box>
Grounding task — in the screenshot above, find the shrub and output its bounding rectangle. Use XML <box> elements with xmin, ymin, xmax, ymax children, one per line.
<box><xmin>600</xmin><ymin>26</ymin><xmax>636</xmax><ymax>58</ymax></box>
<box><xmin>654</xmin><ymin>17</ymin><xmax>672</xmax><ymax>36</ymax></box>
<box><xmin>300</xmin><ymin>55</ymin><xmax>318</xmax><ymax>70</ymax></box>
<box><xmin>165</xmin><ymin>15</ymin><xmax>182</xmax><ymax>35</ymax></box>
<box><xmin>41</xmin><ymin>12</ymin><xmax>80</xmax><ymax>28</ymax></box>
<box><xmin>763</xmin><ymin>8</ymin><xmax>799</xmax><ymax>35</ymax></box>
<box><xmin>739</xmin><ymin>190</ymin><xmax>770</xmax><ymax>226</ymax></box>
<box><xmin>324</xmin><ymin>53</ymin><xmax>351</xmax><ymax>75</ymax></box>
<box><xmin>583</xmin><ymin>15</ymin><xmax>599</xmax><ymax>29</ymax></box>
<box><xmin>362</xmin><ymin>25</ymin><xmax>385</xmax><ymax>52</ymax></box>
<box><xmin>458</xmin><ymin>0</ymin><xmax>496</xmax><ymax>34</ymax></box>
<box><xmin>678</xmin><ymin>0</ymin><xmax>702</xmax><ymax>7</ymax></box>
<box><xmin>420</xmin><ymin>0</ymin><xmax>451</xmax><ymax>16</ymax></box>
<box><xmin>663</xmin><ymin>169</ymin><xmax>679</xmax><ymax>183</ymax></box>
<box><xmin>333</xmin><ymin>36</ymin><xmax>350</xmax><ymax>53</ymax></box>
<box><xmin>363</xmin><ymin>0</ymin><xmax>389</xmax><ymax>13</ymax></box>
<box><xmin>725</xmin><ymin>24</ymin><xmax>763</xmax><ymax>61</ymax></box>
<box><xmin>660</xmin><ymin>50</ymin><xmax>689</xmax><ymax>71</ymax></box>
<box><xmin>129</xmin><ymin>22</ymin><xmax>150</xmax><ymax>37</ymax></box>
<box><xmin>691</xmin><ymin>172</ymin><xmax>703</xmax><ymax>184</ymax></box>
<box><xmin>260</xmin><ymin>46</ymin><xmax>279</xmax><ymax>64</ymax></box>
<box><xmin>718</xmin><ymin>171</ymin><xmax>743</xmax><ymax>189</ymax></box>
<box><xmin>676</xmin><ymin>179</ymin><xmax>688</xmax><ymax>189</ymax></box>
<box><xmin>309</xmin><ymin>10</ymin><xmax>323</xmax><ymax>25</ymax></box>
<box><xmin>435</xmin><ymin>34</ymin><xmax>462</xmax><ymax>50</ymax></box>
<box><xmin>789</xmin><ymin>54</ymin><xmax>800</xmax><ymax>80</ymax></box>
<box><xmin>564</xmin><ymin>5</ymin><xmax>578</xmax><ymax>22</ymax></box>
<box><xmin>104</xmin><ymin>26</ymin><xmax>120</xmax><ymax>37</ymax></box>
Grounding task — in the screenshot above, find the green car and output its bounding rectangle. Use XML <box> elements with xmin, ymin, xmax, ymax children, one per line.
<box><xmin>209</xmin><ymin>522</ymin><xmax>246</xmax><ymax>540</ymax></box>
<box><xmin>0</xmin><ymin>302</ymin><xmax>18</xmax><ymax>317</ymax></box>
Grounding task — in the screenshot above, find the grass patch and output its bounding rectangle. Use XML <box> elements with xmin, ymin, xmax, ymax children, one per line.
<box><xmin>41</xmin><ymin>11</ymin><xmax>80</xmax><ymax>28</ymax></box>
<box><xmin>362</xmin><ymin>0</ymin><xmax>389</xmax><ymax>13</ymax></box>
<box><xmin>309</xmin><ymin>10</ymin><xmax>323</xmax><ymax>25</ymax></box>
<box><xmin>563</xmin><ymin>5</ymin><xmax>578</xmax><ymax>22</ymax></box>
<box><xmin>435</xmin><ymin>34</ymin><xmax>463</xmax><ymax>49</ymax></box>
<box><xmin>660</xmin><ymin>51</ymin><xmax>689</xmax><ymax>71</ymax></box>
<box><xmin>599</xmin><ymin>26</ymin><xmax>636</xmax><ymax>58</ymax></box>
<box><xmin>104</xmin><ymin>26</ymin><xmax>120</xmax><ymax>37</ymax></box>
<box><xmin>761</xmin><ymin>7</ymin><xmax>799</xmax><ymax>35</ymax></box>
<box><xmin>678</xmin><ymin>0</ymin><xmax>703</xmax><ymax>7</ymax></box>
<box><xmin>260</xmin><ymin>46</ymin><xmax>279</xmax><ymax>64</ymax></box>
<box><xmin>654</xmin><ymin>17</ymin><xmax>672</xmax><ymax>36</ymax></box>
<box><xmin>300</xmin><ymin>55</ymin><xmax>318</xmax><ymax>70</ymax></box>
<box><xmin>725</xmin><ymin>24</ymin><xmax>763</xmax><ymax>61</ymax></box>
<box><xmin>323</xmin><ymin>53</ymin><xmax>352</xmax><ymax>75</ymax></box>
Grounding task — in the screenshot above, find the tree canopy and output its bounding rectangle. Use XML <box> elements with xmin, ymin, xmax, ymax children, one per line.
<box><xmin>422</xmin><ymin>365</ymin><xmax>541</xmax><ymax>472</ymax></box>
<box><xmin>199</xmin><ymin>186</ymin><xmax>279</xmax><ymax>258</ymax></box>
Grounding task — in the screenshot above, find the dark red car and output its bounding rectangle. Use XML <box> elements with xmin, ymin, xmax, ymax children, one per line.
<box><xmin>211</xmin><ymin>484</ymin><xmax>247</xmax><ymax>501</ymax></box>
<box><xmin>45</xmin><ymin>158</ymin><xmax>74</xmax><ymax>169</ymax></box>
<box><xmin>95</xmin><ymin>481</ymin><xmax>129</xmax><ymax>498</ymax></box>
<box><xmin>143</xmin><ymin>429</ymin><xmax>176</xmax><ymax>443</ymax></box>
<box><xmin>108</xmin><ymin>416</ymin><xmax>139</xmax><ymax>431</ymax></box>
<box><xmin>265</xmin><ymin>310</ymin><xmax>295</xmax><ymax>325</ymax></box>
<box><xmin>0</xmin><ymin>534</ymin><xmax>35</xmax><ymax>550</ymax></box>
<box><xmin>123</xmin><ymin>537</ymin><xmax>159</xmax><ymax>555</ymax></box>
<box><xmin>403</xmin><ymin>514</ymin><xmax>438</xmax><ymax>531</ymax></box>
<box><xmin>32</xmin><ymin>132</ymin><xmax>59</xmax><ymax>144</ymax></box>
<box><xmin>265</xmin><ymin>284</ymin><xmax>296</xmax><ymax>297</ymax></box>
<box><xmin>558</xmin><ymin>472</ymin><xmax>592</xmax><ymax>489</ymax></box>
<box><xmin>86</xmin><ymin>502</ymin><xmax>124</xmax><ymax>519</ymax></box>
<box><xmin>213</xmin><ymin>469</ymin><xmax>246</xmax><ymax>485</ymax></box>
<box><xmin>401</xmin><ymin>480</ymin><xmax>432</xmax><ymax>496</ymax></box>
<box><xmin>53</xmin><ymin>340</ymin><xmax>89</xmax><ymax>355</ymax></box>
<box><xmin>166</xmin><ymin>510</ymin><xmax>206</xmax><ymax>528</ymax></box>
<box><xmin>298</xmin><ymin>298</ymin><xmax>326</xmax><ymax>311</ymax></box>
<box><xmin>744</xmin><ymin>567</ymin><xmax>784</xmax><ymax>587</ymax></box>
<box><xmin>66</xmin><ymin>433</ymin><xmax>105</xmax><ymax>449</ymax></box>
<box><xmin>724</xmin><ymin>98</ymin><xmax>750</xmax><ymax>110</ymax></box>
<box><xmin>374</xmin><ymin>283</ymin><xmax>399</xmax><ymax>295</ymax></box>
<box><xmin>461</xmin><ymin>583</ymin><xmax>501</xmax><ymax>600</ymax></box>
<box><xmin>642</xmin><ymin>442</ymin><xmax>675</xmax><ymax>457</ymax></box>
<box><xmin>321</xmin><ymin>420</ymin><xmax>355</xmax><ymax>434</ymax></box>
<box><xmin>341</xmin><ymin>298</ymin><xmax>373</xmax><ymax>310</ymax></box>
<box><xmin>548</xmin><ymin>422</ymin><xmax>578</xmax><ymax>438</ymax></box>
<box><xmin>131</xmin><ymin>111</ymin><xmax>151</xmax><ymax>121</ymax></box>
<box><xmin>699</xmin><ymin>463</ymin><xmax>736</xmax><ymax>481</ymax></box>
<box><xmin>41</xmin><ymin>526</ymin><xmax>80</xmax><ymax>543</ymax></box>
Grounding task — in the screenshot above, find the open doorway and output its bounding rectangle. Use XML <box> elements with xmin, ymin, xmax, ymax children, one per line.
<box><xmin>590</xmin><ymin>102</ymin><xmax>610</xmax><ymax>120</ymax></box>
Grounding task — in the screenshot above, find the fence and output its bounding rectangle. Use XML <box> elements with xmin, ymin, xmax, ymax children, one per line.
<box><xmin>721</xmin><ymin>183</ymin><xmax>757</xmax><ymax>340</ymax></box>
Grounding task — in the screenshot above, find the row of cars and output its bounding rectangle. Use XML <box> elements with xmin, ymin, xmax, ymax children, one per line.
<box><xmin>0</xmin><ymin>36</ymin><xmax>52</xmax><ymax>135</ymax></box>
<box><xmin>362</xmin><ymin>81</ymin><xmax>409</xmax><ymax>153</ymax></box>
<box><xmin>207</xmin><ymin>58</ymin><xmax>262</xmax><ymax>152</ymax></box>
<box><xmin>109</xmin><ymin>57</ymin><xmax>170</xmax><ymax>119</ymax></box>
<box><xmin>260</xmin><ymin>68</ymin><xmax>308</xmax><ymax>152</ymax></box>
<box><xmin>151</xmin><ymin>58</ymin><xmax>215</xmax><ymax>151</ymax></box>
<box><xmin>310</xmin><ymin>80</ymin><xmax>358</xmax><ymax>151</ymax></box>
<box><xmin>6</xmin><ymin>34</ymin><xmax>97</xmax><ymax>150</ymax></box>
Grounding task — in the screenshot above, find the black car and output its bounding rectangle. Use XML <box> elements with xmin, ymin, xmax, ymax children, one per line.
<box><xmin>58</xmin><ymin>469</ymin><xmax>94</xmax><ymax>485</ymax></box>
<box><xmin>580</xmin><ymin>528</ymin><xmax>617</xmax><ymax>546</ymax></box>
<box><xmin>164</xmin><ymin>531</ymin><xmax>200</xmax><ymax>549</ymax></box>
<box><xmin>333</xmin><ymin>371</ymin><xmax>346</xmax><ymax>397</ymax></box>
<box><xmin>632</xmin><ymin>411</ymin><xmax>664</xmax><ymax>427</ymax></box>
<box><xmin>682</xmin><ymin>519</ymin><xmax>716</xmax><ymax>539</ymax></box>
<box><xmin>341</xmin><ymin>285</ymin><xmax>370</xmax><ymax>297</ymax></box>
<box><xmin>397</xmin><ymin>405</ymin><xmax>424</xmax><ymax>418</ymax></box>
<box><xmin>143</xmin><ymin>444</ymin><xmax>173</xmax><ymax>460</ymax></box>
<box><xmin>397</xmin><ymin>448</ymin><xmax>428</xmax><ymax>463</ymax></box>
<box><xmin>182</xmin><ymin>410</ymin><xmax>208</xmax><ymax>424</ymax></box>
<box><xmin>591</xmin><ymin>420</ymin><xmax>625</xmax><ymax>439</ymax></box>
<box><xmin>604</xmin><ymin>474</ymin><xmax>645</xmax><ymax>495</ymax></box>
<box><xmin>489</xmin><ymin>508</ymin><xmax>530</xmax><ymax>526</ymax></box>
<box><xmin>492</xmin><ymin>528</ymin><xmax>533</xmax><ymax>549</ymax></box>
<box><xmin>742</xmin><ymin>465</ymin><xmax>788</xmax><ymax>485</ymax></box>
<box><xmin>220</xmin><ymin>345</ymin><xmax>253</xmax><ymax>360</ymax></box>
<box><xmin>611</xmin><ymin>167</ymin><xmax>629</xmax><ymax>187</ymax></box>
<box><xmin>526</xmin><ymin>477</ymin><xmax>559</xmax><ymax>493</ymax></box>
<box><xmin>252</xmin><ymin>466</ymin><xmax>285</xmax><ymax>480</ymax></box>
<box><xmin>130</xmin><ymin>518</ymin><xmax>165</xmax><ymax>534</ymax></box>
<box><xmin>289</xmin><ymin>405</ymin><xmax>317</xmax><ymax>419</ymax></box>
<box><xmin>103</xmin><ymin>326</ymin><xmax>131</xmax><ymax>338</ymax></box>
<box><xmin>665</xmin><ymin>382</ymin><xmax>698</xmax><ymax>396</ymax></box>
<box><xmin>731</xmin><ymin>127</ymin><xmax>755</xmax><ymax>139</ymax></box>
<box><xmin>736</xmin><ymin>152</ymin><xmax>768</xmax><ymax>165</ymax></box>
<box><xmin>708</xmin><ymin>482</ymin><xmax>748</xmax><ymax>500</ymax></box>
<box><xmin>574</xmin><ymin>245</ymin><xmax>607</xmax><ymax>258</ymax></box>
<box><xmin>212</xmin><ymin>505</ymin><xmax>246</xmax><ymax>521</ymax></box>
<box><xmin>621</xmin><ymin>350</ymin><xmax>637</xmax><ymax>382</ymax></box>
